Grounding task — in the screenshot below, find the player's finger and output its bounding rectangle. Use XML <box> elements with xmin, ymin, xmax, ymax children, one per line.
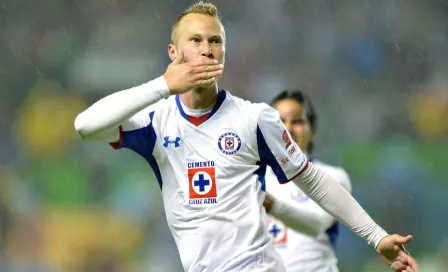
<box><xmin>394</xmin><ymin>235</ymin><xmax>413</xmax><ymax>245</ymax></box>
<box><xmin>191</xmin><ymin>58</ymin><xmax>218</xmax><ymax>66</ymax></box>
<box><xmin>399</xmin><ymin>253</ymin><xmax>416</xmax><ymax>267</ymax></box>
<box><xmin>194</xmin><ymin>70</ymin><xmax>223</xmax><ymax>81</ymax></box>
<box><xmin>196</xmin><ymin>77</ymin><xmax>216</xmax><ymax>87</ymax></box>
<box><xmin>406</xmin><ymin>256</ymin><xmax>419</xmax><ymax>272</ymax></box>
<box><xmin>391</xmin><ymin>262</ymin><xmax>407</xmax><ymax>271</ymax></box>
<box><xmin>193</xmin><ymin>64</ymin><xmax>224</xmax><ymax>74</ymax></box>
<box><xmin>399</xmin><ymin>259</ymin><xmax>417</xmax><ymax>272</ymax></box>
<box><xmin>173</xmin><ymin>48</ymin><xmax>184</xmax><ymax>64</ymax></box>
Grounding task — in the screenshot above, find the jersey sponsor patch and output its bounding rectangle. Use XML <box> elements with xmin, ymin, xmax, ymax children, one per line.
<box><xmin>282</xmin><ymin>130</ymin><xmax>292</xmax><ymax>149</ymax></box>
<box><xmin>268</xmin><ymin>218</ymin><xmax>288</xmax><ymax>247</ymax></box>
<box><xmin>163</xmin><ymin>136</ymin><xmax>181</xmax><ymax>148</ymax></box>
<box><xmin>218</xmin><ymin>132</ymin><xmax>242</xmax><ymax>155</ymax></box>
<box><xmin>188</xmin><ymin>161</ymin><xmax>218</xmax><ymax>205</ymax></box>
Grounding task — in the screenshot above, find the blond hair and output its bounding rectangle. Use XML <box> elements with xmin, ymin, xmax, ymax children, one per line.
<box><xmin>171</xmin><ymin>1</ymin><xmax>225</xmax><ymax>44</ymax></box>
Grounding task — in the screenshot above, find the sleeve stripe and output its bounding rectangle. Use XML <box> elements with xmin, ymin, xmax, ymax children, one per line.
<box><xmin>254</xmin><ymin>162</ymin><xmax>267</xmax><ymax>192</ymax></box>
<box><xmin>109</xmin><ymin>111</ymin><xmax>163</xmax><ymax>190</ymax></box>
<box><xmin>256</xmin><ymin>125</ymin><xmax>288</xmax><ymax>182</ymax></box>
<box><xmin>280</xmin><ymin>159</ymin><xmax>310</xmax><ymax>184</ymax></box>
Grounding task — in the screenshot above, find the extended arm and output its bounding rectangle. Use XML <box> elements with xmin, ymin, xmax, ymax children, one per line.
<box><xmin>292</xmin><ymin>163</ymin><xmax>387</xmax><ymax>247</ymax></box>
<box><xmin>74</xmin><ymin>77</ymin><xmax>169</xmax><ymax>142</ymax></box>
<box><xmin>74</xmin><ymin>51</ymin><xmax>223</xmax><ymax>142</ymax></box>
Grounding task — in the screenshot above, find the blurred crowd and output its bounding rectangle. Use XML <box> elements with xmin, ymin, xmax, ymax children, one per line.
<box><xmin>1</xmin><ymin>0</ymin><xmax>447</xmax><ymax>271</ymax></box>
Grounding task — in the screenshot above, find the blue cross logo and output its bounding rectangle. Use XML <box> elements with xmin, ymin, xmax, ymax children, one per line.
<box><xmin>269</xmin><ymin>224</ymin><xmax>281</xmax><ymax>238</ymax></box>
<box><xmin>194</xmin><ymin>174</ymin><xmax>210</xmax><ymax>192</ymax></box>
<box><xmin>163</xmin><ymin>136</ymin><xmax>181</xmax><ymax>148</ymax></box>
<box><xmin>226</xmin><ymin>140</ymin><xmax>233</xmax><ymax>146</ymax></box>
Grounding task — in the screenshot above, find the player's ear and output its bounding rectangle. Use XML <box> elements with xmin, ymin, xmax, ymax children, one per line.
<box><xmin>168</xmin><ymin>44</ymin><xmax>177</xmax><ymax>61</ymax></box>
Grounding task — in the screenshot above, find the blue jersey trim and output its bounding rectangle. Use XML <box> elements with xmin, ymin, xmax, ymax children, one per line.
<box><xmin>254</xmin><ymin>162</ymin><xmax>267</xmax><ymax>192</ymax></box>
<box><xmin>122</xmin><ymin>111</ymin><xmax>163</xmax><ymax>189</ymax></box>
<box><xmin>256</xmin><ymin>125</ymin><xmax>288</xmax><ymax>183</ymax></box>
<box><xmin>206</xmin><ymin>89</ymin><xmax>226</xmax><ymax>121</ymax></box>
<box><xmin>175</xmin><ymin>94</ymin><xmax>190</xmax><ymax>122</ymax></box>
<box><xmin>175</xmin><ymin>89</ymin><xmax>226</xmax><ymax>124</ymax></box>
<box><xmin>326</xmin><ymin>222</ymin><xmax>339</xmax><ymax>249</ymax></box>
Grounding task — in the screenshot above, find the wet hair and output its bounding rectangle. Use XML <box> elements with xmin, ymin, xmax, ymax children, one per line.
<box><xmin>271</xmin><ymin>90</ymin><xmax>318</xmax><ymax>153</ymax></box>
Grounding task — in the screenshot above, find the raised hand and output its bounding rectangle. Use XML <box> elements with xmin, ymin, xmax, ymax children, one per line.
<box><xmin>376</xmin><ymin>234</ymin><xmax>419</xmax><ymax>272</ymax></box>
<box><xmin>163</xmin><ymin>49</ymin><xmax>224</xmax><ymax>95</ymax></box>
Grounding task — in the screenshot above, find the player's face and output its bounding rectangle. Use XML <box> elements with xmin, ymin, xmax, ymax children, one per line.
<box><xmin>169</xmin><ymin>14</ymin><xmax>225</xmax><ymax>68</ymax></box>
<box><xmin>274</xmin><ymin>99</ymin><xmax>313</xmax><ymax>153</ymax></box>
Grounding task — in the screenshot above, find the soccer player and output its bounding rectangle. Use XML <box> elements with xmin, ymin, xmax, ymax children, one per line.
<box><xmin>263</xmin><ymin>90</ymin><xmax>352</xmax><ymax>271</ymax></box>
<box><xmin>74</xmin><ymin>2</ymin><xmax>418</xmax><ymax>272</ymax></box>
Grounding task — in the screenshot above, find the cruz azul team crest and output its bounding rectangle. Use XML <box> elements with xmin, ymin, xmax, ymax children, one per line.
<box><xmin>218</xmin><ymin>132</ymin><xmax>242</xmax><ymax>155</ymax></box>
<box><xmin>188</xmin><ymin>161</ymin><xmax>218</xmax><ymax>205</ymax></box>
<box><xmin>268</xmin><ymin>218</ymin><xmax>288</xmax><ymax>247</ymax></box>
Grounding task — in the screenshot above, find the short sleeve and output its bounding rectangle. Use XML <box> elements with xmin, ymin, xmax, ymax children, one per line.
<box><xmin>256</xmin><ymin>104</ymin><xmax>309</xmax><ymax>183</ymax></box>
<box><xmin>109</xmin><ymin>107</ymin><xmax>158</xmax><ymax>162</ymax></box>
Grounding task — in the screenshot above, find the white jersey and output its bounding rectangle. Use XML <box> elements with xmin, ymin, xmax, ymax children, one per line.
<box><xmin>266</xmin><ymin>160</ymin><xmax>352</xmax><ymax>272</ymax></box>
<box><xmin>111</xmin><ymin>90</ymin><xmax>309</xmax><ymax>272</ymax></box>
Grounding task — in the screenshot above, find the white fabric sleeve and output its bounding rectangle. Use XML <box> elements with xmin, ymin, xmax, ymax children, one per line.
<box><xmin>268</xmin><ymin>167</ymin><xmax>352</xmax><ymax>237</ymax></box>
<box><xmin>74</xmin><ymin>76</ymin><xmax>170</xmax><ymax>142</ymax></box>
<box><xmin>256</xmin><ymin>104</ymin><xmax>309</xmax><ymax>183</ymax></box>
<box><xmin>269</xmin><ymin>192</ymin><xmax>334</xmax><ymax>237</ymax></box>
<box><xmin>336</xmin><ymin>168</ymin><xmax>352</xmax><ymax>193</ymax></box>
<box><xmin>293</xmin><ymin>163</ymin><xmax>388</xmax><ymax>248</ymax></box>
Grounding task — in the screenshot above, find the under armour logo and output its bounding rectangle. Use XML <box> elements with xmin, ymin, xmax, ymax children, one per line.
<box><xmin>163</xmin><ymin>136</ymin><xmax>181</xmax><ymax>148</ymax></box>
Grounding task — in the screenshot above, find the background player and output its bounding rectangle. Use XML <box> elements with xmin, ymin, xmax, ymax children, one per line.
<box><xmin>74</xmin><ymin>2</ymin><xmax>418</xmax><ymax>271</ymax></box>
<box><xmin>264</xmin><ymin>90</ymin><xmax>351</xmax><ymax>271</ymax></box>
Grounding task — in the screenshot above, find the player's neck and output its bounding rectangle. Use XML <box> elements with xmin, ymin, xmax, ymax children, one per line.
<box><xmin>179</xmin><ymin>85</ymin><xmax>219</xmax><ymax>110</ymax></box>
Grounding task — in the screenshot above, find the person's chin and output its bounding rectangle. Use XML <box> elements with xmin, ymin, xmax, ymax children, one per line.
<box><xmin>198</xmin><ymin>82</ymin><xmax>217</xmax><ymax>91</ymax></box>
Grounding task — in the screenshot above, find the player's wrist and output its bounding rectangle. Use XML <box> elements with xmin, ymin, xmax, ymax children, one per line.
<box><xmin>374</xmin><ymin>232</ymin><xmax>390</xmax><ymax>250</ymax></box>
<box><xmin>155</xmin><ymin>75</ymin><xmax>172</xmax><ymax>98</ymax></box>
<box><xmin>162</xmin><ymin>74</ymin><xmax>186</xmax><ymax>96</ymax></box>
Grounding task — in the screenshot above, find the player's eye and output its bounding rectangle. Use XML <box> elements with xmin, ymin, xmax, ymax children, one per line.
<box><xmin>210</xmin><ymin>39</ymin><xmax>221</xmax><ymax>44</ymax></box>
<box><xmin>191</xmin><ymin>37</ymin><xmax>200</xmax><ymax>43</ymax></box>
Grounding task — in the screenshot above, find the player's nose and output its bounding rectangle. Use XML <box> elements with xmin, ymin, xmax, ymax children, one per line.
<box><xmin>201</xmin><ymin>44</ymin><xmax>213</xmax><ymax>58</ymax></box>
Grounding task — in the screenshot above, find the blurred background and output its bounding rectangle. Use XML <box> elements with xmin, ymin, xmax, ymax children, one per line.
<box><xmin>1</xmin><ymin>0</ymin><xmax>447</xmax><ymax>271</ymax></box>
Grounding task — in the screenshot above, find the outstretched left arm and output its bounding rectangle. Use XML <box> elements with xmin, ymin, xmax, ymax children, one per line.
<box><xmin>293</xmin><ymin>163</ymin><xmax>418</xmax><ymax>272</ymax></box>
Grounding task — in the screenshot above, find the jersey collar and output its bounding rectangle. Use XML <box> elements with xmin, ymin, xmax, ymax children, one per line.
<box><xmin>175</xmin><ymin>89</ymin><xmax>227</xmax><ymax>125</ymax></box>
